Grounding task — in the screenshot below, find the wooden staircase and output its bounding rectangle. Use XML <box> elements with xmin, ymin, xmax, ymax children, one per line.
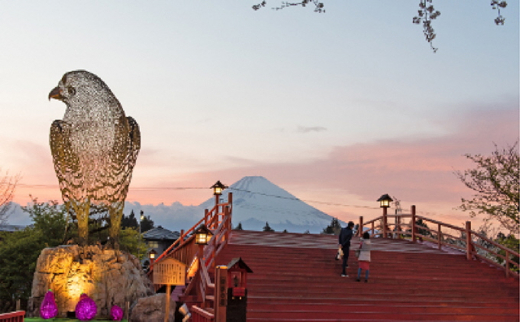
<box><xmin>215</xmin><ymin>230</ymin><xmax>520</xmax><ymax>322</ymax></box>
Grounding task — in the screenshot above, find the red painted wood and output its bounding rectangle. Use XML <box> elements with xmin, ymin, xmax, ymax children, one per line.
<box><xmin>0</xmin><ymin>311</ymin><xmax>25</xmax><ymax>322</ymax></box>
<box><xmin>214</xmin><ymin>230</ymin><xmax>519</xmax><ymax>322</ymax></box>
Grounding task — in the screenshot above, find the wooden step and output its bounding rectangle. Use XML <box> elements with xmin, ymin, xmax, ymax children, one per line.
<box><xmin>207</xmin><ymin>231</ymin><xmax>520</xmax><ymax>322</ymax></box>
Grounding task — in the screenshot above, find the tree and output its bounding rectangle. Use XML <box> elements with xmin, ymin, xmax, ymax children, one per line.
<box><xmin>140</xmin><ymin>211</ymin><xmax>154</xmax><ymax>232</ymax></box>
<box><xmin>0</xmin><ymin>169</ymin><xmax>20</xmax><ymax>226</ymax></box>
<box><xmin>263</xmin><ymin>222</ymin><xmax>275</xmax><ymax>232</ymax></box>
<box><xmin>234</xmin><ymin>222</ymin><xmax>243</xmax><ymax>230</ymax></box>
<box><xmin>322</xmin><ymin>217</ymin><xmax>342</xmax><ymax>235</ymax></box>
<box><xmin>121</xmin><ymin>210</ymin><xmax>139</xmax><ymax>230</ymax></box>
<box><xmin>253</xmin><ymin>1</ymin><xmax>508</xmax><ymax>53</ymax></box>
<box><xmin>0</xmin><ymin>199</ymin><xmax>69</xmax><ymax>312</ymax></box>
<box><xmin>455</xmin><ymin>141</ymin><xmax>519</xmax><ymax>234</ymax></box>
<box><xmin>495</xmin><ymin>232</ymin><xmax>519</xmax><ymax>272</ymax></box>
<box><xmin>119</xmin><ymin>227</ymin><xmax>148</xmax><ymax>261</ymax></box>
<box><xmin>415</xmin><ymin>218</ymin><xmax>432</xmax><ymax>237</ymax></box>
<box><xmin>21</xmin><ymin>197</ymin><xmax>69</xmax><ymax>245</ymax></box>
<box><xmin>0</xmin><ymin>228</ymin><xmax>46</xmax><ymax>312</ymax></box>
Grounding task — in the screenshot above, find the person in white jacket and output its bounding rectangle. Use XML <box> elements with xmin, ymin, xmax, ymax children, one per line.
<box><xmin>356</xmin><ymin>231</ymin><xmax>371</xmax><ymax>282</ymax></box>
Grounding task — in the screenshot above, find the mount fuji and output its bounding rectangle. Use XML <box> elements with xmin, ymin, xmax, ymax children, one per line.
<box><xmin>200</xmin><ymin>176</ymin><xmax>344</xmax><ymax>233</ymax></box>
<box><xmin>6</xmin><ymin>176</ymin><xmax>343</xmax><ymax>234</ymax></box>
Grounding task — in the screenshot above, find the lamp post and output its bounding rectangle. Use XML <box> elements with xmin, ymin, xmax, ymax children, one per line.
<box><xmin>377</xmin><ymin>194</ymin><xmax>393</xmax><ymax>238</ymax></box>
<box><xmin>195</xmin><ymin>224</ymin><xmax>213</xmax><ymax>246</ymax></box>
<box><xmin>211</xmin><ymin>180</ymin><xmax>227</xmax><ymax>205</ymax></box>
<box><xmin>194</xmin><ymin>224</ymin><xmax>213</xmax><ymax>268</ymax></box>
<box><xmin>138</xmin><ymin>211</ymin><xmax>145</xmax><ymax>260</ymax></box>
<box><xmin>149</xmin><ymin>249</ymin><xmax>157</xmax><ymax>264</ymax></box>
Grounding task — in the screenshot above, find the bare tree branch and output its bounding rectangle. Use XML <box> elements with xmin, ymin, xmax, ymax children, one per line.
<box><xmin>0</xmin><ymin>169</ymin><xmax>20</xmax><ymax>225</ymax></box>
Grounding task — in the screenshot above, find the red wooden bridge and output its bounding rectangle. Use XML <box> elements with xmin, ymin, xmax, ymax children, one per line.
<box><xmin>150</xmin><ymin>193</ymin><xmax>519</xmax><ymax>321</ymax></box>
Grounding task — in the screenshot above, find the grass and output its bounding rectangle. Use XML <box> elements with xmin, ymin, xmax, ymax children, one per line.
<box><xmin>25</xmin><ymin>318</ymin><xmax>127</xmax><ymax>322</ymax></box>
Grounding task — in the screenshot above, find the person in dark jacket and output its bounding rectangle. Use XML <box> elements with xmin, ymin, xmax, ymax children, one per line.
<box><xmin>338</xmin><ymin>221</ymin><xmax>355</xmax><ymax>277</ymax></box>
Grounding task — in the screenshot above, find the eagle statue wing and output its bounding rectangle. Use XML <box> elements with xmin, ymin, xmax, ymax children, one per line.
<box><xmin>49</xmin><ymin>120</ymin><xmax>82</xmax><ymax>205</ymax></box>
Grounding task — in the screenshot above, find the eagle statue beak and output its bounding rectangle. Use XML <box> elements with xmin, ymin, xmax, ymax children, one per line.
<box><xmin>48</xmin><ymin>87</ymin><xmax>63</xmax><ymax>101</ymax></box>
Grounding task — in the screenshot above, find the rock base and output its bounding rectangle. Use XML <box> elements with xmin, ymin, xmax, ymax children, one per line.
<box><xmin>27</xmin><ymin>245</ymin><xmax>154</xmax><ymax>319</ymax></box>
<box><xmin>130</xmin><ymin>293</ymin><xmax>176</xmax><ymax>322</ymax></box>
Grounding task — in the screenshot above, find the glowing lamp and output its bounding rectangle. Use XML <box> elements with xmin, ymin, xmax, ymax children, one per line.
<box><xmin>40</xmin><ymin>289</ymin><xmax>58</xmax><ymax>319</ymax></box>
<box><xmin>210</xmin><ymin>180</ymin><xmax>227</xmax><ymax>196</ymax></box>
<box><xmin>110</xmin><ymin>305</ymin><xmax>124</xmax><ymax>321</ymax></box>
<box><xmin>149</xmin><ymin>249</ymin><xmax>158</xmax><ymax>260</ymax></box>
<box><xmin>377</xmin><ymin>194</ymin><xmax>393</xmax><ymax>208</ymax></box>
<box><xmin>75</xmin><ymin>293</ymin><xmax>97</xmax><ymax>321</ymax></box>
<box><xmin>194</xmin><ymin>224</ymin><xmax>213</xmax><ymax>245</ymax></box>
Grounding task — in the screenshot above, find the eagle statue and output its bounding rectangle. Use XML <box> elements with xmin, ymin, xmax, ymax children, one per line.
<box><xmin>48</xmin><ymin>70</ymin><xmax>140</xmax><ymax>246</ymax></box>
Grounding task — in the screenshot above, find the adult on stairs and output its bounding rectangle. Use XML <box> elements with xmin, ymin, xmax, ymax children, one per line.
<box><xmin>338</xmin><ymin>221</ymin><xmax>355</xmax><ymax>277</ymax></box>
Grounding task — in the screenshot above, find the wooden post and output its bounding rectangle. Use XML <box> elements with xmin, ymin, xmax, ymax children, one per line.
<box><xmin>437</xmin><ymin>223</ymin><xmax>442</xmax><ymax>250</ymax></box>
<box><xmin>505</xmin><ymin>250</ymin><xmax>510</xmax><ymax>278</ymax></box>
<box><xmin>164</xmin><ymin>285</ymin><xmax>171</xmax><ymax>322</ymax></box>
<box><xmin>214</xmin><ymin>265</ymin><xmax>228</xmax><ymax>322</ymax></box>
<box><xmin>359</xmin><ymin>216</ymin><xmax>363</xmax><ymax>237</ymax></box>
<box><xmin>411</xmin><ymin>205</ymin><xmax>416</xmax><ymax>243</ymax></box>
<box><xmin>125</xmin><ymin>301</ymin><xmax>130</xmax><ymax>322</ymax></box>
<box><xmin>15</xmin><ymin>299</ymin><xmax>20</xmax><ymax>311</ymax></box>
<box><xmin>371</xmin><ymin>222</ymin><xmax>374</xmax><ymax>237</ymax></box>
<box><xmin>382</xmin><ymin>207</ymin><xmax>388</xmax><ymax>238</ymax></box>
<box><xmin>465</xmin><ymin>221</ymin><xmax>472</xmax><ymax>261</ymax></box>
<box><xmin>225</xmin><ymin>206</ymin><xmax>231</xmax><ymax>241</ymax></box>
<box><xmin>204</xmin><ymin>209</ymin><xmax>209</xmax><ymax>226</ymax></box>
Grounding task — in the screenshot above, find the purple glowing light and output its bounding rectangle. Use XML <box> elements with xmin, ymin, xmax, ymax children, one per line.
<box><xmin>40</xmin><ymin>290</ymin><xmax>58</xmax><ymax>319</ymax></box>
<box><xmin>75</xmin><ymin>293</ymin><xmax>97</xmax><ymax>321</ymax></box>
<box><xmin>110</xmin><ymin>305</ymin><xmax>124</xmax><ymax>321</ymax></box>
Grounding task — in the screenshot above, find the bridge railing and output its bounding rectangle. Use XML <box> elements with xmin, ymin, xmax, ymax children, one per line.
<box><xmin>0</xmin><ymin>311</ymin><xmax>25</xmax><ymax>322</ymax></box>
<box><xmin>149</xmin><ymin>192</ymin><xmax>233</xmax><ymax>294</ymax></box>
<box><xmin>184</xmin><ymin>200</ymin><xmax>232</xmax><ymax>322</ymax></box>
<box><xmin>359</xmin><ymin>205</ymin><xmax>519</xmax><ymax>279</ymax></box>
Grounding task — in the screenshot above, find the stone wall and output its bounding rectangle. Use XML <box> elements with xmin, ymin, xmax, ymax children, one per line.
<box><xmin>27</xmin><ymin>245</ymin><xmax>154</xmax><ymax>319</ymax></box>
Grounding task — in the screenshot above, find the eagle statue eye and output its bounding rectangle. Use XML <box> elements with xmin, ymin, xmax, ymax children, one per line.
<box><xmin>67</xmin><ymin>86</ymin><xmax>76</xmax><ymax>96</ymax></box>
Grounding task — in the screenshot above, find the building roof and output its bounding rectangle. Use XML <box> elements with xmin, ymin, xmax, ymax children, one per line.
<box><xmin>142</xmin><ymin>225</ymin><xmax>180</xmax><ymax>241</ymax></box>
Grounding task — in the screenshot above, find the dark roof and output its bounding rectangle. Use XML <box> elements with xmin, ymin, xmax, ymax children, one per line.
<box><xmin>227</xmin><ymin>257</ymin><xmax>253</xmax><ymax>273</ymax></box>
<box><xmin>143</xmin><ymin>226</ymin><xmax>180</xmax><ymax>241</ymax></box>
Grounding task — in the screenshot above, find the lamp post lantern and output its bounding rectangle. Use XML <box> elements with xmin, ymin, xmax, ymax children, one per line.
<box><xmin>149</xmin><ymin>249</ymin><xmax>157</xmax><ymax>263</ymax></box>
<box><xmin>211</xmin><ymin>180</ymin><xmax>228</xmax><ymax>206</ymax></box>
<box><xmin>377</xmin><ymin>194</ymin><xmax>393</xmax><ymax>238</ymax></box>
<box><xmin>377</xmin><ymin>194</ymin><xmax>393</xmax><ymax>213</ymax></box>
<box><xmin>195</xmin><ymin>224</ymin><xmax>213</xmax><ymax>246</ymax></box>
<box><xmin>138</xmin><ymin>211</ymin><xmax>145</xmax><ymax>260</ymax></box>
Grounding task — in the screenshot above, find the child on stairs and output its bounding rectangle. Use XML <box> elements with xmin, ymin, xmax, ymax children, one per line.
<box><xmin>356</xmin><ymin>231</ymin><xmax>371</xmax><ymax>282</ymax></box>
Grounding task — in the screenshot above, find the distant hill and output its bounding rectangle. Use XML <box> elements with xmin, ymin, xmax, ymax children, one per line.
<box><xmin>8</xmin><ymin>176</ymin><xmax>343</xmax><ymax>234</ymax></box>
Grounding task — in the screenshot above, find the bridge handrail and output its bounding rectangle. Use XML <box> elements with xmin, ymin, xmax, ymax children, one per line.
<box><xmin>191</xmin><ymin>305</ymin><xmax>214</xmax><ymax>322</ymax></box>
<box><xmin>181</xmin><ymin>193</ymin><xmax>233</xmax><ymax>321</ymax></box>
<box><xmin>360</xmin><ymin>206</ymin><xmax>519</xmax><ymax>279</ymax></box>
<box><xmin>149</xmin><ymin>193</ymin><xmax>232</xmax><ymax>291</ymax></box>
<box><xmin>0</xmin><ymin>311</ymin><xmax>25</xmax><ymax>322</ymax></box>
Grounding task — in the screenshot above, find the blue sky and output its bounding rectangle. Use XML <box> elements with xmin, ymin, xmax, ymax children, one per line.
<box><xmin>0</xmin><ymin>1</ymin><xmax>518</xmax><ymax>226</ymax></box>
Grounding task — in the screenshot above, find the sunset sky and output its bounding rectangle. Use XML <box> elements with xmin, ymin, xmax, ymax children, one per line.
<box><xmin>0</xmin><ymin>1</ymin><xmax>518</xmax><ymax>228</ymax></box>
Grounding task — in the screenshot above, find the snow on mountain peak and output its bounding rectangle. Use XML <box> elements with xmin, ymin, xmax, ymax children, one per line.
<box><xmin>200</xmin><ymin>176</ymin><xmax>342</xmax><ymax>233</ymax></box>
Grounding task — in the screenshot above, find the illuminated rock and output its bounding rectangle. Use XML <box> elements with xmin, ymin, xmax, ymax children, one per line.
<box><xmin>130</xmin><ymin>294</ymin><xmax>176</xmax><ymax>322</ymax></box>
<box><xmin>28</xmin><ymin>245</ymin><xmax>153</xmax><ymax>319</ymax></box>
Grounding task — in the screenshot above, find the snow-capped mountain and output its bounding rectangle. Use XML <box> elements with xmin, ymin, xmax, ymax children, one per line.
<box><xmin>200</xmin><ymin>176</ymin><xmax>343</xmax><ymax>233</ymax></box>
<box><xmin>7</xmin><ymin>176</ymin><xmax>343</xmax><ymax>234</ymax></box>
